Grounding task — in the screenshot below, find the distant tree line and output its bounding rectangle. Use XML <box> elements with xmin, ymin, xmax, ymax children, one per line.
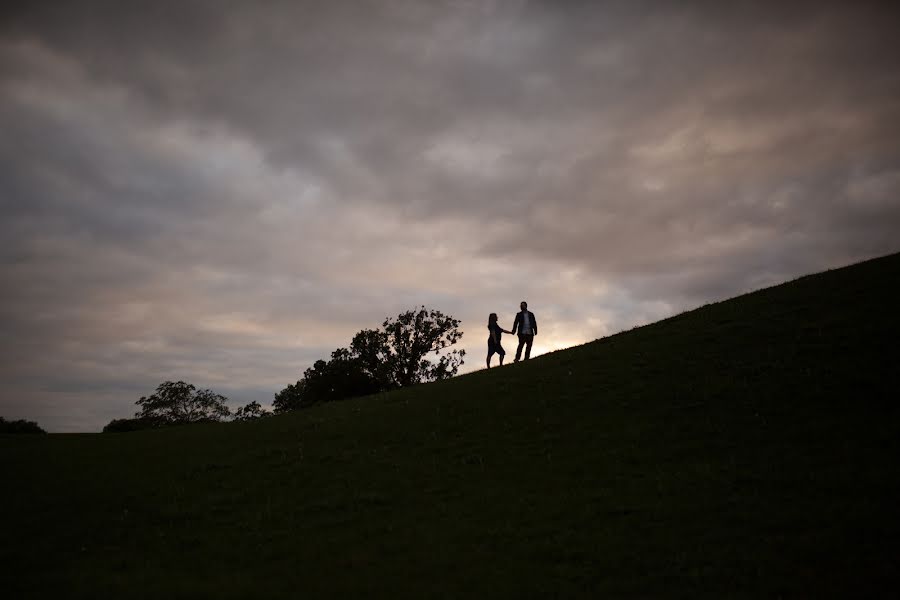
<box><xmin>102</xmin><ymin>306</ymin><xmax>464</xmax><ymax>432</ymax></box>
<box><xmin>273</xmin><ymin>307</ymin><xmax>464</xmax><ymax>412</ymax></box>
<box><xmin>103</xmin><ymin>381</ymin><xmax>269</xmax><ymax>432</ymax></box>
<box><xmin>0</xmin><ymin>416</ymin><xmax>46</xmax><ymax>434</ymax></box>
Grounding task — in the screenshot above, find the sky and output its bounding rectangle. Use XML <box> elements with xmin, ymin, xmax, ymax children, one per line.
<box><xmin>2</xmin><ymin>1</ymin><xmax>899</xmax><ymax>432</ymax></box>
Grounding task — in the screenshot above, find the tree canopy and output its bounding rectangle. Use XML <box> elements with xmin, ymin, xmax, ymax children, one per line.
<box><xmin>135</xmin><ymin>381</ymin><xmax>231</xmax><ymax>424</ymax></box>
<box><xmin>274</xmin><ymin>306</ymin><xmax>465</xmax><ymax>412</ymax></box>
<box><xmin>104</xmin><ymin>386</ymin><xmax>268</xmax><ymax>432</ymax></box>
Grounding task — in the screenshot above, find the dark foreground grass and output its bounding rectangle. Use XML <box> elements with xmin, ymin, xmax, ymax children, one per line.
<box><xmin>3</xmin><ymin>253</ymin><xmax>900</xmax><ymax>598</ymax></box>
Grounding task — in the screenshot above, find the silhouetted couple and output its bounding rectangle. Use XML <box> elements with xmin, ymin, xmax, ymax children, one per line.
<box><xmin>487</xmin><ymin>301</ymin><xmax>538</xmax><ymax>368</ymax></box>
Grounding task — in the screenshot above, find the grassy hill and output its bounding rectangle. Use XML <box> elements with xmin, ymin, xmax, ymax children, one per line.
<box><xmin>3</xmin><ymin>253</ymin><xmax>899</xmax><ymax>598</ymax></box>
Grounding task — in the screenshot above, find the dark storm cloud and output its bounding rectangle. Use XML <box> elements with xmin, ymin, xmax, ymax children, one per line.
<box><xmin>2</xmin><ymin>1</ymin><xmax>899</xmax><ymax>430</ymax></box>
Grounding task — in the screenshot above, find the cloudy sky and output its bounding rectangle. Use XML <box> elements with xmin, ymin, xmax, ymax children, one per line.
<box><xmin>2</xmin><ymin>1</ymin><xmax>899</xmax><ymax>432</ymax></box>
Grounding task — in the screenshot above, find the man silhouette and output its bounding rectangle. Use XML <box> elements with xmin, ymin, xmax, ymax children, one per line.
<box><xmin>512</xmin><ymin>301</ymin><xmax>537</xmax><ymax>362</ymax></box>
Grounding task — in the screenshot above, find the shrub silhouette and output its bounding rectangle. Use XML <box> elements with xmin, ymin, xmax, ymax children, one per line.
<box><xmin>102</xmin><ymin>416</ymin><xmax>168</xmax><ymax>433</ymax></box>
<box><xmin>0</xmin><ymin>416</ymin><xmax>45</xmax><ymax>434</ymax></box>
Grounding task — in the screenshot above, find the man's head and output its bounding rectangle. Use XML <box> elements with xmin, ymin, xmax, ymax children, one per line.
<box><xmin>520</xmin><ymin>301</ymin><xmax>527</xmax><ymax>311</ymax></box>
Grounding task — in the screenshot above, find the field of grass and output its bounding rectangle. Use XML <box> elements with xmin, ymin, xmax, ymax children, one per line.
<box><xmin>3</xmin><ymin>252</ymin><xmax>899</xmax><ymax>598</ymax></box>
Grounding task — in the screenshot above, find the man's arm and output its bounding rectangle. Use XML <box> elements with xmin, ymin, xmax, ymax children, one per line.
<box><xmin>512</xmin><ymin>313</ymin><xmax>520</xmax><ymax>335</ymax></box>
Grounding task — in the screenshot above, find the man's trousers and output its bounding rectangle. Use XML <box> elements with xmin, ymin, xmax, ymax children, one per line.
<box><xmin>515</xmin><ymin>334</ymin><xmax>534</xmax><ymax>361</ymax></box>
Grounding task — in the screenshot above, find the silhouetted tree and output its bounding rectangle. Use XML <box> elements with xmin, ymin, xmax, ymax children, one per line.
<box><xmin>349</xmin><ymin>328</ymin><xmax>394</xmax><ymax>389</ymax></box>
<box><xmin>0</xmin><ymin>416</ymin><xmax>45</xmax><ymax>434</ymax></box>
<box><xmin>360</xmin><ymin>306</ymin><xmax>465</xmax><ymax>388</ymax></box>
<box><xmin>233</xmin><ymin>401</ymin><xmax>268</xmax><ymax>421</ymax></box>
<box><xmin>273</xmin><ymin>380</ymin><xmax>306</xmax><ymax>413</ymax></box>
<box><xmin>282</xmin><ymin>348</ymin><xmax>381</xmax><ymax>408</ymax></box>
<box><xmin>274</xmin><ymin>306</ymin><xmax>465</xmax><ymax>412</ymax></box>
<box><xmin>135</xmin><ymin>381</ymin><xmax>231</xmax><ymax>424</ymax></box>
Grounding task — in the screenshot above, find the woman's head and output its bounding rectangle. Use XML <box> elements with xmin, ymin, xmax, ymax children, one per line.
<box><xmin>488</xmin><ymin>312</ymin><xmax>498</xmax><ymax>325</ymax></box>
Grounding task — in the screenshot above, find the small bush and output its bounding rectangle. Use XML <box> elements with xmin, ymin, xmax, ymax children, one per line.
<box><xmin>102</xmin><ymin>416</ymin><xmax>168</xmax><ymax>433</ymax></box>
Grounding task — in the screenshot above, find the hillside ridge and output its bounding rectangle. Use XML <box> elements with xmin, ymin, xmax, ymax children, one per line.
<box><xmin>3</xmin><ymin>251</ymin><xmax>899</xmax><ymax>598</ymax></box>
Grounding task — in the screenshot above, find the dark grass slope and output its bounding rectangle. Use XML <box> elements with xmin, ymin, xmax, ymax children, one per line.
<box><xmin>3</xmin><ymin>253</ymin><xmax>900</xmax><ymax>598</ymax></box>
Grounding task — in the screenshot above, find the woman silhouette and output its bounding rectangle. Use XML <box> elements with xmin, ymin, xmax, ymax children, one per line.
<box><xmin>487</xmin><ymin>313</ymin><xmax>513</xmax><ymax>368</ymax></box>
